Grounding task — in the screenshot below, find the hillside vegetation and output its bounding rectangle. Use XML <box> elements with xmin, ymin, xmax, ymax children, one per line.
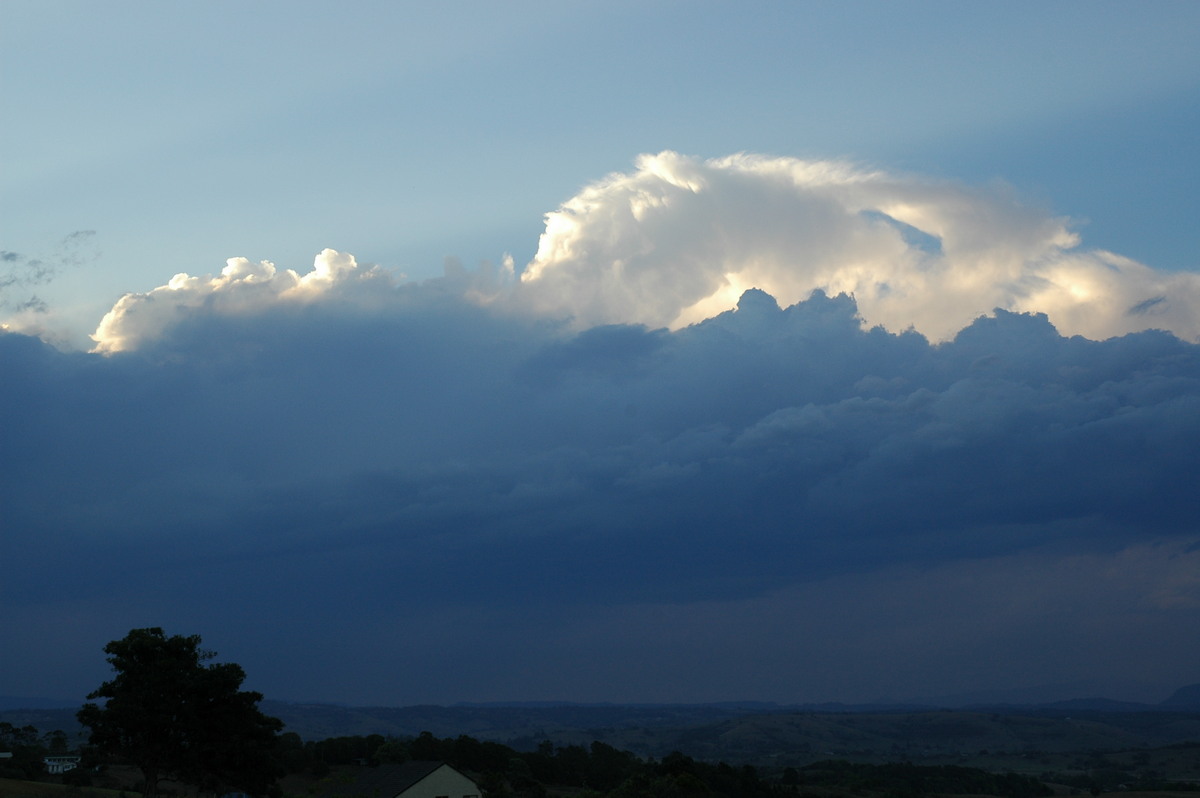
<box><xmin>5</xmin><ymin>703</ymin><xmax>1200</xmax><ymax>798</ymax></box>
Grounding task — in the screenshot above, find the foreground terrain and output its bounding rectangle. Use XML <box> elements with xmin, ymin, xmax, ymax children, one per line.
<box><xmin>4</xmin><ymin>699</ymin><xmax>1199</xmax><ymax>797</ymax></box>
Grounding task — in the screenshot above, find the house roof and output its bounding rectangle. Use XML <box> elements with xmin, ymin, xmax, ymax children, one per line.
<box><xmin>334</xmin><ymin>761</ymin><xmax>473</xmax><ymax>798</ymax></box>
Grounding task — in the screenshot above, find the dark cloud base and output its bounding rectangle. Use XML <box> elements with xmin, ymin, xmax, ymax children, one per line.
<box><xmin>4</xmin><ymin>288</ymin><xmax>1199</xmax><ymax>705</ymax></box>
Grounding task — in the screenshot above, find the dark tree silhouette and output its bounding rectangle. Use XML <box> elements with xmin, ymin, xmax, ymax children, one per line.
<box><xmin>77</xmin><ymin>627</ymin><xmax>282</xmax><ymax>798</ymax></box>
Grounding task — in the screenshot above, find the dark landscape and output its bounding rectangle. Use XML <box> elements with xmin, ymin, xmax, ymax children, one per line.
<box><xmin>4</xmin><ymin>686</ymin><xmax>1200</xmax><ymax>797</ymax></box>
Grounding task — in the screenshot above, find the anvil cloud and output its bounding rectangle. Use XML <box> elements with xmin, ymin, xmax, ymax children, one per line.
<box><xmin>519</xmin><ymin>152</ymin><xmax>1200</xmax><ymax>340</ymax></box>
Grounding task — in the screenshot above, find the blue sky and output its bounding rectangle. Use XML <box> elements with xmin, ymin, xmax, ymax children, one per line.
<box><xmin>3</xmin><ymin>2</ymin><xmax>1200</xmax><ymax>708</ymax></box>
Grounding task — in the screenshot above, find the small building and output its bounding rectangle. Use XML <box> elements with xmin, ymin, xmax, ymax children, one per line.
<box><xmin>331</xmin><ymin>761</ymin><xmax>481</xmax><ymax>798</ymax></box>
<box><xmin>43</xmin><ymin>755</ymin><xmax>81</xmax><ymax>775</ymax></box>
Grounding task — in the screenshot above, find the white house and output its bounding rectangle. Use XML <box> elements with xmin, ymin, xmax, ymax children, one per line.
<box><xmin>334</xmin><ymin>761</ymin><xmax>481</xmax><ymax>798</ymax></box>
<box><xmin>43</xmin><ymin>755</ymin><xmax>81</xmax><ymax>775</ymax></box>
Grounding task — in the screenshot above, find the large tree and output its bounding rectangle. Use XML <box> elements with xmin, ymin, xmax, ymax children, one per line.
<box><xmin>77</xmin><ymin>627</ymin><xmax>283</xmax><ymax>798</ymax></box>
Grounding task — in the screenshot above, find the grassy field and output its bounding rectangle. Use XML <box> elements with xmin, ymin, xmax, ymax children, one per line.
<box><xmin>0</xmin><ymin>778</ymin><xmax>125</xmax><ymax>798</ymax></box>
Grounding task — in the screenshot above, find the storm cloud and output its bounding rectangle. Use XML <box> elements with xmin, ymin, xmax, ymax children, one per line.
<box><xmin>4</xmin><ymin>154</ymin><xmax>1200</xmax><ymax>706</ymax></box>
<box><xmin>6</xmin><ymin>282</ymin><xmax>1200</xmax><ymax>703</ymax></box>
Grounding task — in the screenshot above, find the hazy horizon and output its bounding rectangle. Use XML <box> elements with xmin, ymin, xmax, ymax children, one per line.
<box><xmin>4</xmin><ymin>678</ymin><xmax>1198</xmax><ymax>713</ymax></box>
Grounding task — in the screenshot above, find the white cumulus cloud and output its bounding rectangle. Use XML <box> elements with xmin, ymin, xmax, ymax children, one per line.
<box><xmin>519</xmin><ymin>151</ymin><xmax>1200</xmax><ymax>341</ymax></box>
<box><xmin>90</xmin><ymin>249</ymin><xmax>392</xmax><ymax>353</ymax></box>
<box><xmin>89</xmin><ymin>249</ymin><xmax>517</xmax><ymax>354</ymax></box>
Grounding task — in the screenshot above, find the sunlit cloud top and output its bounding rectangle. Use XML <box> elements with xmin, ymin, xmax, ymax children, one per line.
<box><xmin>520</xmin><ymin>151</ymin><xmax>1200</xmax><ymax>341</ymax></box>
<box><xmin>84</xmin><ymin>152</ymin><xmax>1200</xmax><ymax>355</ymax></box>
<box><xmin>89</xmin><ymin>249</ymin><xmax>389</xmax><ymax>353</ymax></box>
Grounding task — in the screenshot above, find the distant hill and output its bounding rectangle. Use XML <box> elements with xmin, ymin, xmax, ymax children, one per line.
<box><xmin>257</xmin><ymin>700</ymin><xmax>759</xmax><ymax>743</ymax></box>
<box><xmin>620</xmin><ymin>708</ymin><xmax>1200</xmax><ymax>763</ymax></box>
<box><xmin>5</xmin><ymin>689</ymin><xmax>1200</xmax><ymax>767</ymax></box>
<box><xmin>1040</xmin><ymin>697</ymin><xmax>1158</xmax><ymax>712</ymax></box>
<box><xmin>246</xmin><ymin>701</ymin><xmax>1200</xmax><ymax>762</ymax></box>
<box><xmin>1161</xmin><ymin>684</ymin><xmax>1200</xmax><ymax>710</ymax></box>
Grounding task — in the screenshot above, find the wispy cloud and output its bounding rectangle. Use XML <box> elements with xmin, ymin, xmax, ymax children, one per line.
<box><xmin>0</xmin><ymin>231</ymin><xmax>98</xmax><ymax>315</ymax></box>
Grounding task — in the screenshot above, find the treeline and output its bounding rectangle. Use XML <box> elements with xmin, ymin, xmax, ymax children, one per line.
<box><xmin>0</xmin><ymin>722</ymin><xmax>79</xmax><ymax>782</ymax></box>
<box><xmin>277</xmin><ymin>731</ymin><xmax>777</xmax><ymax>796</ymax></box>
<box><xmin>2</xmin><ymin>722</ymin><xmax>1061</xmax><ymax>798</ymax></box>
<box><xmin>788</xmin><ymin>760</ymin><xmax>1052</xmax><ymax>798</ymax></box>
<box><xmin>278</xmin><ymin>731</ymin><xmax>1055</xmax><ymax>798</ymax></box>
<box><xmin>1055</xmin><ymin>768</ymin><xmax>1200</xmax><ymax>794</ymax></box>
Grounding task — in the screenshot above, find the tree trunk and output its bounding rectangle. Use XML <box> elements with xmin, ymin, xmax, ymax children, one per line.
<box><xmin>142</xmin><ymin>764</ymin><xmax>159</xmax><ymax>798</ymax></box>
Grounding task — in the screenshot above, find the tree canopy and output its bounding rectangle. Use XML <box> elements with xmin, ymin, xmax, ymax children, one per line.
<box><xmin>77</xmin><ymin>627</ymin><xmax>282</xmax><ymax>797</ymax></box>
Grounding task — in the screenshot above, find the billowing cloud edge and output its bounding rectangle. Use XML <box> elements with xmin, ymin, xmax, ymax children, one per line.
<box><xmin>519</xmin><ymin>151</ymin><xmax>1200</xmax><ymax>341</ymax></box>
<box><xmin>57</xmin><ymin>151</ymin><xmax>1200</xmax><ymax>353</ymax></box>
